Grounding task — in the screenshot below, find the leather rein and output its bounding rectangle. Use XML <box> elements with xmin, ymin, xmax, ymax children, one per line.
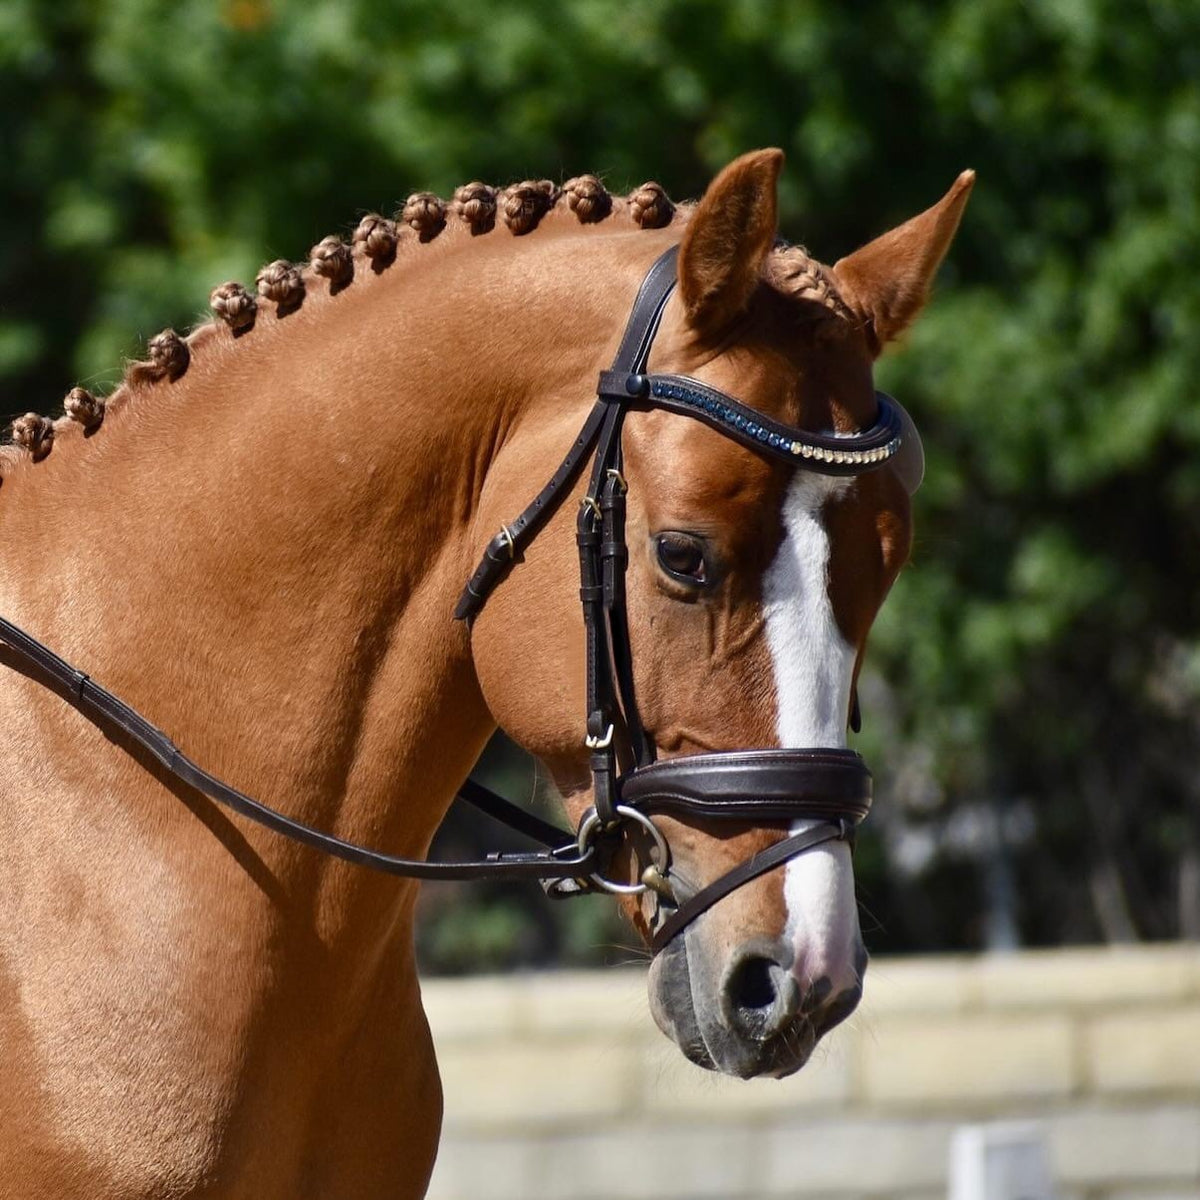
<box><xmin>0</xmin><ymin>244</ymin><xmax>908</xmax><ymax>955</ymax></box>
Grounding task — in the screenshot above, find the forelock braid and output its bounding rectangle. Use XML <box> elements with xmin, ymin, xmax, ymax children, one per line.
<box><xmin>770</xmin><ymin>246</ymin><xmax>854</xmax><ymax>321</ymax></box>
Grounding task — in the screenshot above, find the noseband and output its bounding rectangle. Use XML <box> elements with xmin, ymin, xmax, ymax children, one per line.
<box><xmin>0</xmin><ymin>245</ymin><xmax>911</xmax><ymax>956</ymax></box>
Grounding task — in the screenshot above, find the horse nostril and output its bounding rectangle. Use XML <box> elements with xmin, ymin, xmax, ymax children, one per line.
<box><xmin>729</xmin><ymin>956</ymin><xmax>778</xmax><ymax>1012</ymax></box>
<box><xmin>722</xmin><ymin>952</ymin><xmax>798</xmax><ymax>1041</ymax></box>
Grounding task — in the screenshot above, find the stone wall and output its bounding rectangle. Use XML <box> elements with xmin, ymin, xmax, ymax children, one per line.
<box><xmin>423</xmin><ymin>945</ymin><xmax>1200</xmax><ymax>1200</ymax></box>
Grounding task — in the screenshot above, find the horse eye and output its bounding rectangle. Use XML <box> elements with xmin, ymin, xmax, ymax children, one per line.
<box><xmin>655</xmin><ymin>532</ymin><xmax>709</xmax><ymax>584</ymax></box>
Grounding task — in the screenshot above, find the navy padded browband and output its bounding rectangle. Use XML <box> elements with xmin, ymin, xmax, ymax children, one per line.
<box><xmin>596</xmin><ymin>370</ymin><xmax>904</xmax><ymax>473</ymax></box>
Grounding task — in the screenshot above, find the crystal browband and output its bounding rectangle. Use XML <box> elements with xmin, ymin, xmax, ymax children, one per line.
<box><xmin>596</xmin><ymin>369</ymin><xmax>903</xmax><ymax>474</ymax></box>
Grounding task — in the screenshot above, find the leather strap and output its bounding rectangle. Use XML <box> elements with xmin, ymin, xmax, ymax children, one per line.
<box><xmin>649</xmin><ymin>820</ymin><xmax>851</xmax><ymax>954</ymax></box>
<box><xmin>0</xmin><ymin>617</ymin><xmax>593</xmax><ymax>883</ymax></box>
<box><xmin>620</xmin><ymin>749</ymin><xmax>872</xmax><ymax>824</ymax></box>
<box><xmin>608</xmin><ymin>244</ymin><xmax>681</xmax><ymax>373</ymax></box>
<box><xmin>602</xmin><ymin>459</ymin><xmax>651</xmax><ymax>768</ymax></box>
<box><xmin>597</xmin><ymin>371</ymin><xmax>905</xmax><ymax>472</ymax></box>
<box><xmin>455</xmin><ymin>778</ymin><xmax>575</xmax><ymax>849</ymax></box>
<box><xmin>574</xmin><ymin>249</ymin><xmax>685</xmax><ymax>786</ymax></box>
<box><xmin>454</xmin><ymin>398</ymin><xmax>610</xmax><ymax>622</ymax></box>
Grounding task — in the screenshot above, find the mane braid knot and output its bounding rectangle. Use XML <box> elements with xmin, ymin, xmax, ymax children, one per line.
<box><xmin>310</xmin><ymin>236</ymin><xmax>354</xmax><ymax>290</ymax></box>
<box><xmin>628</xmin><ymin>182</ymin><xmax>675</xmax><ymax>229</ymax></box>
<box><xmin>150</xmin><ymin>329</ymin><xmax>189</xmax><ymax>379</ymax></box>
<box><xmin>452</xmin><ymin>183</ymin><xmax>497</xmax><ymax>234</ymax></box>
<box><xmin>126</xmin><ymin>329</ymin><xmax>189</xmax><ymax>387</ymax></box>
<box><xmin>256</xmin><ymin>259</ymin><xmax>305</xmax><ymax>314</ymax></box>
<box><xmin>210</xmin><ymin>282</ymin><xmax>258</xmax><ymax>334</ymax></box>
<box><xmin>402</xmin><ymin>192</ymin><xmax>447</xmax><ymax>241</ymax></box>
<box><xmin>11</xmin><ymin>413</ymin><xmax>54</xmax><ymax>461</ymax></box>
<box><xmin>64</xmin><ymin>387</ymin><xmax>105</xmax><ymax>433</ymax></box>
<box><xmin>563</xmin><ymin>175</ymin><xmax>612</xmax><ymax>223</ymax></box>
<box><xmin>502</xmin><ymin>180</ymin><xmax>556</xmax><ymax>235</ymax></box>
<box><xmin>352</xmin><ymin>214</ymin><xmax>398</xmax><ymax>265</ymax></box>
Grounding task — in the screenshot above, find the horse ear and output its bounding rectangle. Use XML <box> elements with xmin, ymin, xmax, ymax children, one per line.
<box><xmin>677</xmin><ymin>148</ymin><xmax>783</xmax><ymax>338</ymax></box>
<box><xmin>832</xmin><ymin>170</ymin><xmax>975</xmax><ymax>355</ymax></box>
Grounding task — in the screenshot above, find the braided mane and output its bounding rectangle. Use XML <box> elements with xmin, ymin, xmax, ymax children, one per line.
<box><xmin>1</xmin><ymin>173</ymin><xmax>850</xmax><ymax>484</ymax></box>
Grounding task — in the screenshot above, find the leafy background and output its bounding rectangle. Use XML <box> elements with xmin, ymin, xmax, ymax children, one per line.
<box><xmin>3</xmin><ymin>0</ymin><xmax>1197</xmax><ymax>969</ymax></box>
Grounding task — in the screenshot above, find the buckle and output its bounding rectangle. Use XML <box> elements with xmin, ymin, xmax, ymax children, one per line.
<box><xmin>584</xmin><ymin>724</ymin><xmax>614</xmax><ymax>750</ymax></box>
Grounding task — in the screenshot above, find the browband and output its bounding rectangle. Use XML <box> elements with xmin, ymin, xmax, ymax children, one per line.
<box><xmin>596</xmin><ymin>371</ymin><xmax>904</xmax><ymax>471</ymax></box>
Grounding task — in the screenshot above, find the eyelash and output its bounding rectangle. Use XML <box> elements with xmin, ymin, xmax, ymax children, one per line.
<box><xmin>654</xmin><ymin>532</ymin><xmax>710</xmax><ymax>586</ymax></box>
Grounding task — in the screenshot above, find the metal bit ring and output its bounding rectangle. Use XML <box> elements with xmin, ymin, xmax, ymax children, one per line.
<box><xmin>576</xmin><ymin>804</ymin><xmax>671</xmax><ymax>895</ymax></box>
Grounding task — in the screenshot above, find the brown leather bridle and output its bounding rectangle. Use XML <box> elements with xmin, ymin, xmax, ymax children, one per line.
<box><xmin>0</xmin><ymin>245</ymin><xmax>916</xmax><ymax>955</ymax></box>
<box><xmin>454</xmin><ymin>244</ymin><xmax>911</xmax><ymax>951</ymax></box>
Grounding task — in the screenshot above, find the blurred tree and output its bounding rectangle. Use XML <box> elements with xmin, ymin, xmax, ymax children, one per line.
<box><xmin>2</xmin><ymin>0</ymin><xmax>1197</xmax><ymax>966</ymax></box>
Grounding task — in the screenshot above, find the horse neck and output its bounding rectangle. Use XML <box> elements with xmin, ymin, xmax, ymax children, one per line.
<box><xmin>0</xmin><ymin>219</ymin><xmax>667</xmax><ymax>951</ymax></box>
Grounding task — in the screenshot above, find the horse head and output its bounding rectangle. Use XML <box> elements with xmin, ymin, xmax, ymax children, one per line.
<box><xmin>469</xmin><ymin>150</ymin><xmax>972</xmax><ymax>1078</ymax></box>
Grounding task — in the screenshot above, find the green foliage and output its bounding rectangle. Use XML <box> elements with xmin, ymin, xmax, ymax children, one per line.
<box><xmin>4</xmin><ymin>0</ymin><xmax>1197</xmax><ymax>961</ymax></box>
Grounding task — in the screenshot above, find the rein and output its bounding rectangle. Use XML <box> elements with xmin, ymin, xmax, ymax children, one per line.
<box><xmin>0</xmin><ymin>244</ymin><xmax>910</xmax><ymax>953</ymax></box>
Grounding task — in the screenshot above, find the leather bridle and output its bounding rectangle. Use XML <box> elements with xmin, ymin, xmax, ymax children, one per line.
<box><xmin>0</xmin><ymin>244</ymin><xmax>915</xmax><ymax>956</ymax></box>
<box><xmin>454</xmin><ymin>244</ymin><xmax>908</xmax><ymax>951</ymax></box>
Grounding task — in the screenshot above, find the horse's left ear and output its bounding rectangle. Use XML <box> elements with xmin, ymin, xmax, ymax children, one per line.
<box><xmin>678</xmin><ymin>148</ymin><xmax>783</xmax><ymax>339</ymax></box>
<box><xmin>832</xmin><ymin>170</ymin><xmax>975</xmax><ymax>356</ymax></box>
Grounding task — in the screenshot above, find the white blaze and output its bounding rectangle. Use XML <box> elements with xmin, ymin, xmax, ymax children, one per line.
<box><xmin>762</xmin><ymin>473</ymin><xmax>861</xmax><ymax>987</ymax></box>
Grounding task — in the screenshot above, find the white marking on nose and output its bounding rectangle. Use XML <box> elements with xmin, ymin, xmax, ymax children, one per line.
<box><xmin>762</xmin><ymin>473</ymin><xmax>860</xmax><ymax>990</ymax></box>
<box><xmin>762</xmin><ymin>474</ymin><xmax>854</xmax><ymax>748</ymax></box>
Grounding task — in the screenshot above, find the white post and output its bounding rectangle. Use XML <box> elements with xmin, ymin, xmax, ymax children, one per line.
<box><xmin>948</xmin><ymin>1121</ymin><xmax>1056</xmax><ymax>1200</ymax></box>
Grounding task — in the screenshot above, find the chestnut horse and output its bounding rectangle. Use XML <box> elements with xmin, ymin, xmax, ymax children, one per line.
<box><xmin>0</xmin><ymin>150</ymin><xmax>970</xmax><ymax>1197</ymax></box>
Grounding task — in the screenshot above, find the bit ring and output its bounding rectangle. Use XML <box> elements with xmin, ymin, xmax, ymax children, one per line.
<box><xmin>576</xmin><ymin>805</ymin><xmax>671</xmax><ymax>896</ymax></box>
